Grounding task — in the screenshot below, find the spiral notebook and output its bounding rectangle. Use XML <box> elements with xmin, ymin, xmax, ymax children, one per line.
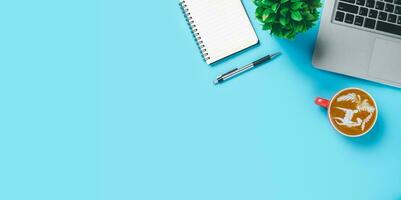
<box><xmin>179</xmin><ymin>0</ymin><xmax>259</xmax><ymax>65</ymax></box>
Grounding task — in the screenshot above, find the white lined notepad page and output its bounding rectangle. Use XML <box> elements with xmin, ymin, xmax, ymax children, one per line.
<box><xmin>181</xmin><ymin>0</ymin><xmax>258</xmax><ymax>64</ymax></box>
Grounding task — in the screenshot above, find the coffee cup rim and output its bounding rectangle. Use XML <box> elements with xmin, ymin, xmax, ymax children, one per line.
<box><xmin>327</xmin><ymin>87</ymin><xmax>378</xmax><ymax>137</ymax></box>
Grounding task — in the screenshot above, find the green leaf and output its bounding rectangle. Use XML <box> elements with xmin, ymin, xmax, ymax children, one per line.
<box><xmin>283</xmin><ymin>29</ymin><xmax>293</xmax><ymax>39</ymax></box>
<box><xmin>253</xmin><ymin>0</ymin><xmax>261</xmax><ymax>6</ymax></box>
<box><xmin>271</xmin><ymin>3</ymin><xmax>279</xmax><ymax>12</ymax></box>
<box><xmin>313</xmin><ymin>12</ymin><xmax>320</xmax><ymax>20</ymax></box>
<box><xmin>266</xmin><ymin>13</ymin><xmax>277</xmax><ymax>22</ymax></box>
<box><xmin>291</xmin><ymin>11</ymin><xmax>303</xmax><ymax>21</ymax></box>
<box><xmin>272</xmin><ymin>23</ymin><xmax>283</xmax><ymax>37</ymax></box>
<box><xmin>293</xmin><ymin>22</ymin><xmax>303</xmax><ymax>32</ymax></box>
<box><xmin>281</xmin><ymin>0</ymin><xmax>290</xmax><ymax>3</ymax></box>
<box><xmin>255</xmin><ymin>7</ymin><xmax>265</xmax><ymax>21</ymax></box>
<box><xmin>305</xmin><ymin>22</ymin><xmax>314</xmax><ymax>29</ymax></box>
<box><xmin>301</xmin><ymin>23</ymin><xmax>307</xmax><ymax>32</ymax></box>
<box><xmin>262</xmin><ymin>23</ymin><xmax>273</xmax><ymax>30</ymax></box>
<box><xmin>268</xmin><ymin>0</ymin><xmax>280</xmax><ymax>3</ymax></box>
<box><xmin>256</xmin><ymin>6</ymin><xmax>265</xmax><ymax>14</ymax></box>
<box><xmin>262</xmin><ymin>9</ymin><xmax>272</xmax><ymax>21</ymax></box>
<box><xmin>310</xmin><ymin>0</ymin><xmax>322</xmax><ymax>9</ymax></box>
<box><xmin>303</xmin><ymin>12</ymin><xmax>316</xmax><ymax>21</ymax></box>
<box><xmin>283</xmin><ymin>20</ymin><xmax>292</xmax><ymax>29</ymax></box>
<box><xmin>279</xmin><ymin>16</ymin><xmax>289</xmax><ymax>26</ymax></box>
<box><xmin>291</xmin><ymin>2</ymin><xmax>304</xmax><ymax>10</ymax></box>
<box><xmin>279</xmin><ymin>7</ymin><xmax>289</xmax><ymax>16</ymax></box>
<box><xmin>262</xmin><ymin>0</ymin><xmax>273</xmax><ymax>6</ymax></box>
<box><xmin>293</xmin><ymin>21</ymin><xmax>307</xmax><ymax>32</ymax></box>
<box><xmin>312</xmin><ymin>0</ymin><xmax>322</xmax><ymax>5</ymax></box>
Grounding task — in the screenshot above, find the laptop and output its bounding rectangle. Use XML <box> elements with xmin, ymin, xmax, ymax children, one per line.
<box><xmin>313</xmin><ymin>0</ymin><xmax>401</xmax><ymax>88</ymax></box>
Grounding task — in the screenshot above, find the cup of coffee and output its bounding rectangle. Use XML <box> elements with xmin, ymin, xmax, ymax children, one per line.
<box><xmin>315</xmin><ymin>88</ymin><xmax>378</xmax><ymax>137</ymax></box>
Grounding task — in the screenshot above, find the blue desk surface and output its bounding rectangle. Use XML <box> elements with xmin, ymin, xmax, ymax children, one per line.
<box><xmin>1</xmin><ymin>0</ymin><xmax>401</xmax><ymax>199</ymax></box>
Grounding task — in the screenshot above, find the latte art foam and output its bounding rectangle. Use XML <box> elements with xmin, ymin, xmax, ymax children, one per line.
<box><xmin>328</xmin><ymin>89</ymin><xmax>377</xmax><ymax>136</ymax></box>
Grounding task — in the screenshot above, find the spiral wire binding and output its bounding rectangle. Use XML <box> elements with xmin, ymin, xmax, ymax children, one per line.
<box><xmin>179</xmin><ymin>1</ymin><xmax>210</xmax><ymax>62</ymax></box>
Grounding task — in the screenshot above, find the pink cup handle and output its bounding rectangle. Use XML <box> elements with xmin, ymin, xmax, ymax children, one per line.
<box><xmin>315</xmin><ymin>97</ymin><xmax>330</xmax><ymax>108</ymax></box>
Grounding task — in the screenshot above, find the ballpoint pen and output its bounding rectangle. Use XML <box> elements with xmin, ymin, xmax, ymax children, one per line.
<box><xmin>213</xmin><ymin>52</ymin><xmax>281</xmax><ymax>85</ymax></box>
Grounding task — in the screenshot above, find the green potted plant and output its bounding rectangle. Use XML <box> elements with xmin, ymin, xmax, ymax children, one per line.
<box><xmin>253</xmin><ymin>0</ymin><xmax>322</xmax><ymax>39</ymax></box>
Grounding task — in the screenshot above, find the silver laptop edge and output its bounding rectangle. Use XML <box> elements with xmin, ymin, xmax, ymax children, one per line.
<box><xmin>313</xmin><ymin>0</ymin><xmax>401</xmax><ymax>88</ymax></box>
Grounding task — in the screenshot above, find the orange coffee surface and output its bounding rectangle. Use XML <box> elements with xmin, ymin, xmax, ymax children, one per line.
<box><xmin>329</xmin><ymin>89</ymin><xmax>377</xmax><ymax>136</ymax></box>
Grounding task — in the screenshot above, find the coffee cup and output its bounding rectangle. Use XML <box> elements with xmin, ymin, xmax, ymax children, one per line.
<box><xmin>315</xmin><ymin>87</ymin><xmax>378</xmax><ymax>137</ymax></box>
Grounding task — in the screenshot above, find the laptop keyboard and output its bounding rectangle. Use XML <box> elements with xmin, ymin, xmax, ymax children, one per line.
<box><xmin>334</xmin><ymin>0</ymin><xmax>401</xmax><ymax>37</ymax></box>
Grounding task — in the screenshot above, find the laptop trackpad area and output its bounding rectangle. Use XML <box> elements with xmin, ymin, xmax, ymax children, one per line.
<box><xmin>368</xmin><ymin>38</ymin><xmax>401</xmax><ymax>84</ymax></box>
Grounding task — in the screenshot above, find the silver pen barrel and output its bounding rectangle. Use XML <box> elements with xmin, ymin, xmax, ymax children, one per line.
<box><xmin>213</xmin><ymin>63</ymin><xmax>254</xmax><ymax>84</ymax></box>
<box><xmin>213</xmin><ymin>52</ymin><xmax>281</xmax><ymax>85</ymax></box>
